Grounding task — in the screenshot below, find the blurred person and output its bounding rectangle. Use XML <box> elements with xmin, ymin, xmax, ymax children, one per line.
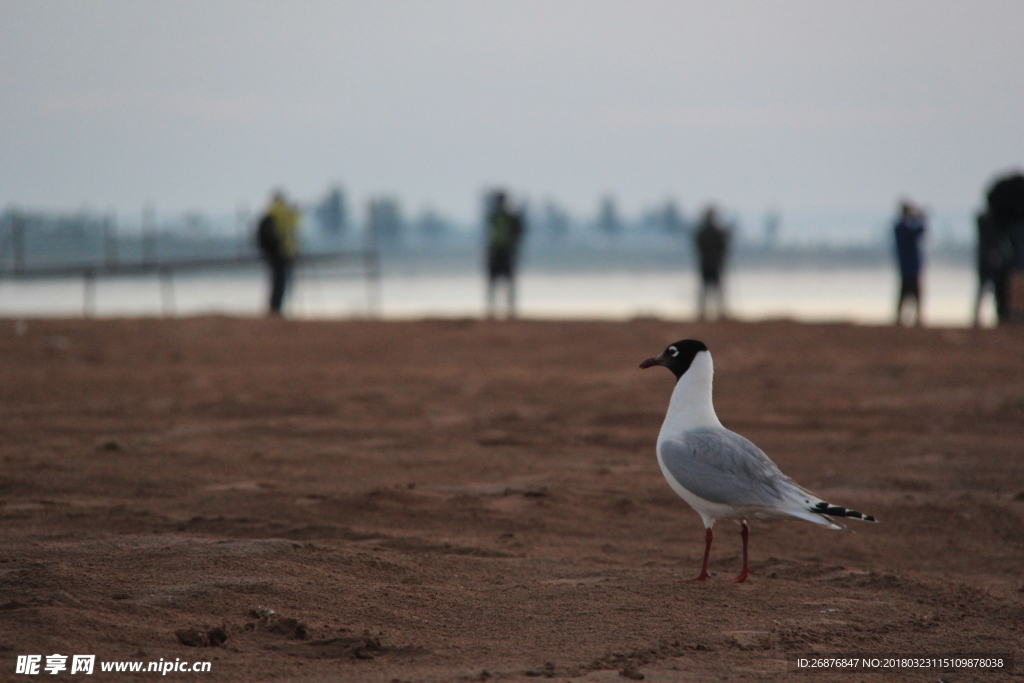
<box><xmin>484</xmin><ymin>190</ymin><xmax>524</xmax><ymax>318</ymax></box>
<box><xmin>694</xmin><ymin>205</ymin><xmax>730</xmax><ymax>320</ymax></box>
<box><xmin>973</xmin><ymin>211</ymin><xmax>1000</xmax><ymax>327</ymax></box>
<box><xmin>893</xmin><ymin>200</ymin><xmax>926</xmax><ymax>326</ymax></box>
<box><xmin>257</xmin><ymin>190</ymin><xmax>300</xmax><ymax>316</ymax></box>
<box><xmin>983</xmin><ymin>172</ymin><xmax>1024</xmax><ymax>324</ymax></box>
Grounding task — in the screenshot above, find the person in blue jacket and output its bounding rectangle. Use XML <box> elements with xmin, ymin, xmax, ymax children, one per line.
<box><xmin>894</xmin><ymin>199</ymin><xmax>926</xmax><ymax>326</ymax></box>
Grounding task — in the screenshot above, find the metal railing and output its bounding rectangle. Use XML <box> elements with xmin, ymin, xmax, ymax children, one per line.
<box><xmin>0</xmin><ymin>212</ymin><xmax>381</xmax><ymax>316</ymax></box>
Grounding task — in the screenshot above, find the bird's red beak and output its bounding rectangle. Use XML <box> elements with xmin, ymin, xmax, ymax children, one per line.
<box><xmin>639</xmin><ymin>355</ymin><xmax>664</xmax><ymax>369</ymax></box>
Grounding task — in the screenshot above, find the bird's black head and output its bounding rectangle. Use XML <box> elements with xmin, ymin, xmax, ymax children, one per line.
<box><xmin>639</xmin><ymin>339</ymin><xmax>708</xmax><ymax>379</ymax></box>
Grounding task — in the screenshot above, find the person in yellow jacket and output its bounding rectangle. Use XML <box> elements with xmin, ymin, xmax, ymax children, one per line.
<box><xmin>257</xmin><ymin>190</ymin><xmax>300</xmax><ymax>315</ymax></box>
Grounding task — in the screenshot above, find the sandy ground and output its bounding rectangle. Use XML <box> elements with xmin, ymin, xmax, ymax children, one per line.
<box><xmin>1</xmin><ymin>317</ymin><xmax>1023</xmax><ymax>682</ymax></box>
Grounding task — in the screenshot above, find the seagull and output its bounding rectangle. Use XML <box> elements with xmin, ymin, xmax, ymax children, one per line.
<box><xmin>640</xmin><ymin>339</ymin><xmax>876</xmax><ymax>583</ymax></box>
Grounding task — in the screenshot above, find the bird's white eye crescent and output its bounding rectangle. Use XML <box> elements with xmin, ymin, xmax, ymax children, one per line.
<box><xmin>668</xmin><ymin>346</ymin><xmax>679</xmax><ymax>357</ymax></box>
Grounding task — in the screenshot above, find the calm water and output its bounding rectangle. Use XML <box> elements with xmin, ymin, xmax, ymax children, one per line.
<box><xmin>0</xmin><ymin>263</ymin><xmax>995</xmax><ymax>328</ymax></box>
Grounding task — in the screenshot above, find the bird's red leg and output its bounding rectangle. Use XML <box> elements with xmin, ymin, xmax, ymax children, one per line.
<box><xmin>687</xmin><ymin>527</ymin><xmax>713</xmax><ymax>582</ymax></box>
<box><xmin>727</xmin><ymin>522</ymin><xmax>750</xmax><ymax>583</ymax></box>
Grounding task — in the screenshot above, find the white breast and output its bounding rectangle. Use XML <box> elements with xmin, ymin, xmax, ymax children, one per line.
<box><xmin>657</xmin><ymin>351</ymin><xmax>723</xmax><ymax>440</ymax></box>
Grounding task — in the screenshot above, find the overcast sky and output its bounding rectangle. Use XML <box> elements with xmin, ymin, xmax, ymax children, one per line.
<box><xmin>2</xmin><ymin>1</ymin><xmax>1023</xmax><ymax>236</ymax></box>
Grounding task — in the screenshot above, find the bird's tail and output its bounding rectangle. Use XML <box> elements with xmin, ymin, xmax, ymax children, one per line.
<box><xmin>808</xmin><ymin>500</ymin><xmax>877</xmax><ymax>523</ymax></box>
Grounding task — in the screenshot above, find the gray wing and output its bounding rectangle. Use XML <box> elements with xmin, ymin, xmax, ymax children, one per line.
<box><xmin>659</xmin><ymin>428</ymin><xmax>804</xmax><ymax>507</ymax></box>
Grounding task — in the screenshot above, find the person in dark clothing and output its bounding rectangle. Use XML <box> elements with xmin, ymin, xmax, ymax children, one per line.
<box><xmin>485</xmin><ymin>191</ymin><xmax>524</xmax><ymax>318</ymax></box>
<box><xmin>893</xmin><ymin>200</ymin><xmax>926</xmax><ymax>326</ymax></box>
<box><xmin>983</xmin><ymin>172</ymin><xmax>1024</xmax><ymax>324</ymax></box>
<box><xmin>694</xmin><ymin>206</ymin><xmax>730</xmax><ymax>320</ymax></box>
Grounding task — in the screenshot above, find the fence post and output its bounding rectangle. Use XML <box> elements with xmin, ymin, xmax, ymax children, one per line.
<box><xmin>364</xmin><ymin>249</ymin><xmax>382</xmax><ymax>317</ymax></box>
<box><xmin>236</xmin><ymin>203</ymin><xmax>250</xmax><ymax>258</ymax></box>
<box><xmin>103</xmin><ymin>211</ymin><xmax>117</xmax><ymax>269</ymax></box>
<box><xmin>143</xmin><ymin>204</ymin><xmax>156</xmax><ymax>266</ymax></box>
<box><xmin>160</xmin><ymin>267</ymin><xmax>175</xmax><ymax>317</ymax></box>
<box><xmin>12</xmin><ymin>211</ymin><xmax>25</xmax><ymax>274</ymax></box>
<box><xmin>83</xmin><ymin>269</ymin><xmax>96</xmax><ymax>317</ymax></box>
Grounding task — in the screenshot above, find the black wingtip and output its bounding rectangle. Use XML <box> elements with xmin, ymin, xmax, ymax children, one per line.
<box><xmin>810</xmin><ymin>501</ymin><xmax>877</xmax><ymax>522</ymax></box>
